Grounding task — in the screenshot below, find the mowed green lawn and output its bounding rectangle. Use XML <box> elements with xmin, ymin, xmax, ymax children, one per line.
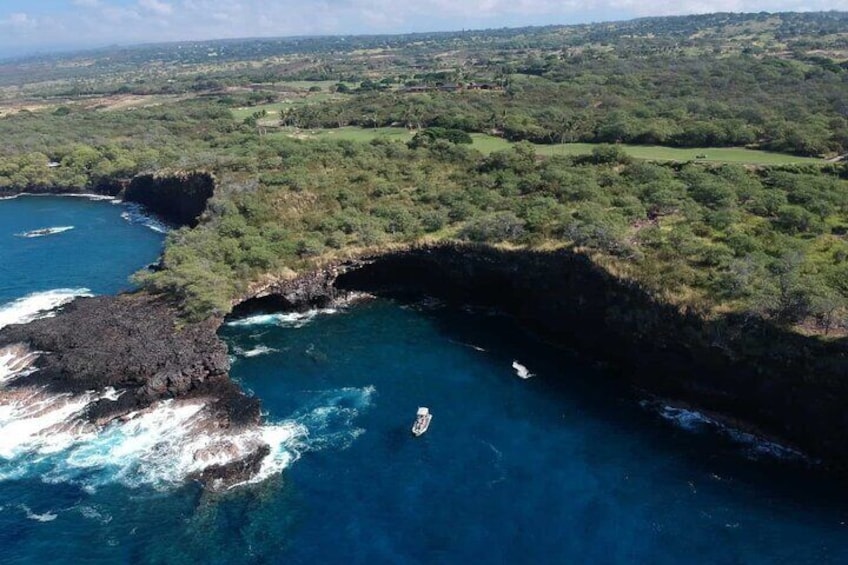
<box><xmin>230</xmin><ymin>93</ymin><xmax>338</xmax><ymax>120</ymax></box>
<box><xmin>470</xmin><ymin>134</ymin><xmax>824</xmax><ymax>165</ymax></box>
<box><xmin>270</xmin><ymin>126</ymin><xmax>414</xmax><ymax>143</ymax></box>
<box><xmin>268</xmin><ymin>126</ymin><xmax>825</xmax><ymax>165</ymax></box>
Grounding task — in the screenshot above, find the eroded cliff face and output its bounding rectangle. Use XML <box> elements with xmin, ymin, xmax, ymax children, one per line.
<box><xmin>236</xmin><ymin>243</ymin><xmax>848</xmax><ymax>473</ymax></box>
<box><xmin>0</xmin><ymin>293</ymin><xmax>270</xmax><ymax>491</ymax></box>
<box><xmin>0</xmin><ymin>170</ymin><xmax>215</xmax><ymax>228</ymax></box>
<box><xmin>123</xmin><ymin>171</ymin><xmax>215</xmax><ymax>227</ymax></box>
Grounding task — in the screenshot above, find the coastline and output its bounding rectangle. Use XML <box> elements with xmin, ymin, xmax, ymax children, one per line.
<box><xmin>233</xmin><ymin>243</ymin><xmax>848</xmax><ymax>475</ymax></box>
<box><xmin>4</xmin><ymin>179</ymin><xmax>848</xmax><ymax>485</ymax></box>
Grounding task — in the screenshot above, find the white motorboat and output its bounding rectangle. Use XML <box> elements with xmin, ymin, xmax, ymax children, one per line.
<box><xmin>411</xmin><ymin>407</ymin><xmax>432</xmax><ymax>436</ymax></box>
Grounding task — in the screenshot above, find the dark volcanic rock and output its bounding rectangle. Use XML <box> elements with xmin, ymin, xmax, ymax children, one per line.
<box><xmin>239</xmin><ymin>243</ymin><xmax>848</xmax><ymax>475</ymax></box>
<box><xmin>0</xmin><ymin>293</ymin><xmax>259</xmax><ymax>428</ymax></box>
<box><xmin>123</xmin><ymin>171</ymin><xmax>215</xmax><ymax>227</ymax></box>
<box><xmin>190</xmin><ymin>444</ymin><xmax>271</xmax><ymax>490</ymax></box>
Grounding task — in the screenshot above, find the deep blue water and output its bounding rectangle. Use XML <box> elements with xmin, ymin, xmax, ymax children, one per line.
<box><xmin>2</xmin><ymin>195</ymin><xmax>848</xmax><ymax>564</ymax></box>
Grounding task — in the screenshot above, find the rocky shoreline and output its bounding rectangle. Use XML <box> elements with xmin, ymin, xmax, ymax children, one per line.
<box><xmin>0</xmin><ymin>293</ymin><xmax>270</xmax><ymax>490</ymax></box>
<box><xmin>5</xmin><ymin>177</ymin><xmax>848</xmax><ymax>485</ymax></box>
<box><xmin>236</xmin><ymin>243</ymin><xmax>848</xmax><ymax>475</ymax></box>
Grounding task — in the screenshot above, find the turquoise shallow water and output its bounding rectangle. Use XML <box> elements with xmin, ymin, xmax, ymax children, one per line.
<box><xmin>1</xmin><ymin>195</ymin><xmax>848</xmax><ymax>564</ymax></box>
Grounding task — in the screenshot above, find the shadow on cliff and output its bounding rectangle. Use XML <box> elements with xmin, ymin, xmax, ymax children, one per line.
<box><xmin>321</xmin><ymin>244</ymin><xmax>848</xmax><ymax>472</ymax></box>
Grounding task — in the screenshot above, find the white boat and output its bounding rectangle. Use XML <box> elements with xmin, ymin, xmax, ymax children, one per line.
<box><xmin>411</xmin><ymin>407</ymin><xmax>432</xmax><ymax>437</ymax></box>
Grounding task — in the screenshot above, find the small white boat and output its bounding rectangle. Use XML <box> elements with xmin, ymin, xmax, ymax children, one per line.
<box><xmin>512</xmin><ymin>360</ymin><xmax>533</xmax><ymax>379</ymax></box>
<box><xmin>411</xmin><ymin>407</ymin><xmax>432</xmax><ymax>437</ymax></box>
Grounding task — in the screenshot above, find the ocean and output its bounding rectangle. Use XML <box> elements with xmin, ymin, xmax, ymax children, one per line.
<box><xmin>1</xmin><ymin>195</ymin><xmax>847</xmax><ymax>563</ymax></box>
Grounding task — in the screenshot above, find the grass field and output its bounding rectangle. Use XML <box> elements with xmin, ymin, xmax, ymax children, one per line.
<box><xmin>268</xmin><ymin>126</ymin><xmax>825</xmax><ymax>165</ymax></box>
<box><xmin>270</xmin><ymin>126</ymin><xmax>414</xmax><ymax>143</ymax></box>
<box><xmin>470</xmin><ymin>134</ymin><xmax>824</xmax><ymax>164</ymax></box>
<box><xmin>230</xmin><ymin>93</ymin><xmax>338</xmax><ymax>120</ymax></box>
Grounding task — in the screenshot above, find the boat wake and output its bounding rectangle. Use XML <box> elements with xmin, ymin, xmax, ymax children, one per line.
<box><xmin>15</xmin><ymin>226</ymin><xmax>75</xmax><ymax>238</ymax></box>
<box><xmin>120</xmin><ymin>203</ymin><xmax>170</xmax><ymax>234</ymax></box>
<box><xmin>0</xmin><ymin>288</ymin><xmax>92</xmax><ymax>330</ymax></box>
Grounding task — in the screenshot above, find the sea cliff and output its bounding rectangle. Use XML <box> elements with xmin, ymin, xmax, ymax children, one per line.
<box><xmin>236</xmin><ymin>244</ymin><xmax>848</xmax><ymax>473</ymax></box>
<box><xmin>0</xmin><ymin>170</ymin><xmax>215</xmax><ymax>228</ymax></box>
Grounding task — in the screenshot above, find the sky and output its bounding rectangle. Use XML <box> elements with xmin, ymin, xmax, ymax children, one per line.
<box><xmin>0</xmin><ymin>0</ymin><xmax>845</xmax><ymax>56</ymax></box>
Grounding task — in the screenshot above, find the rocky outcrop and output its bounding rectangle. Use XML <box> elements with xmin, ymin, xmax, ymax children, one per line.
<box><xmin>123</xmin><ymin>171</ymin><xmax>215</xmax><ymax>227</ymax></box>
<box><xmin>0</xmin><ymin>293</ymin><xmax>266</xmax><ymax>490</ymax></box>
<box><xmin>236</xmin><ymin>243</ymin><xmax>848</xmax><ymax>474</ymax></box>
<box><xmin>231</xmin><ymin>262</ymin><xmax>364</xmax><ymax>318</ymax></box>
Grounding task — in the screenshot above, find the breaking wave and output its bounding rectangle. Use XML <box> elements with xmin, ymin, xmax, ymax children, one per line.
<box><xmin>15</xmin><ymin>226</ymin><xmax>75</xmax><ymax>238</ymax></box>
<box><xmin>0</xmin><ymin>344</ymin><xmax>373</xmax><ymax>491</ymax></box>
<box><xmin>120</xmin><ymin>203</ymin><xmax>170</xmax><ymax>234</ymax></box>
<box><xmin>648</xmin><ymin>403</ymin><xmax>806</xmax><ymax>461</ymax></box>
<box><xmin>231</xmin><ymin>345</ymin><xmax>278</xmax><ymax>359</ymax></box>
<box><xmin>0</xmin><ymin>381</ymin><xmax>307</xmax><ymax>491</ymax></box>
<box><xmin>0</xmin><ymin>193</ymin><xmax>117</xmax><ymax>202</ymax></box>
<box><xmin>0</xmin><ymin>288</ymin><xmax>92</xmax><ymax>330</ymax></box>
<box><xmin>227</xmin><ymin>308</ymin><xmax>339</xmax><ymax>329</ymax></box>
<box><xmin>58</xmin><ymin>193</ymin><xmax>117</xmax><ymax>202</ymax></box>
<box><xmin>0</xmin><ymin>344</ymin><xmax>40</xmax><ymax>383</ymax></box>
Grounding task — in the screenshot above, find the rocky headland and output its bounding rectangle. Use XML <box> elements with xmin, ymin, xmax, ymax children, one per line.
<box><xmin>0</xmin><ymin>170</ymin><xmax>215</xmax><ymax>228</ymax></box>
<box><xmin>0</xmin><ymin>293</ymin><xmax>273</xmax><ymax>491</ymax></box>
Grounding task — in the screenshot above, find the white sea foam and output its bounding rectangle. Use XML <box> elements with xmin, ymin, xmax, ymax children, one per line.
<box><xmin>450</xmin><ymin>340</ymin><xmax>487</xmax><ymax>352</ymax></box>
<box><xmin>653</xmin><ymin>404</ymin><xmax>806</xmax><ymax>461</ymax></box>
<box><xmin>232</xmin><ymin>345</ymin><xmax>278</xmax><ymax>358</ymax></box>
<box><xmin>0</xmin><ymin>345</ymin><xmax>40</xmax><ymax>383</ymax></box>
<box><xmin>0</xmin><ymin>360</ymin><xmax>371</xmax><ymax>490</ymax></box>
<box><xmin>0</xmin><ymin>390</ymin><xmax>309</xmax><ymax>491</ymax></box>
<box><xmin>1</xmin><ymin>192</ymin><xmax>117</xmax><ymax>202</ymax></box>
<box><xmin>101</xmin><ymin>387</ymin><xmax>125</xmax><ymax>402</ymax></box>
<box><xmin>59</xmin><ymin>193</ymin><xmax>117</xmax><ymax>202</ymax></box>
<box><xmin>512</xmin><ymin>360</ymin><xmax>534</xmax><ymax>379</ymax></box>
<box><xmin>20</xmin><ymin>504</ymin><xmax>58</xmax><ymax>522</ymax></box>
<box><xmin>78</xmin><ymin>505</ymin><xmax>112</xmax><ymax>524</ymax></box>
<box><xmin>227</xmin><ymin>308</ymin><xmax>339</xmax><ymax>329</ymax></box>
<box><xmin>657</xmin><ymin>406</ymin><xmax>710</xmax><ymax>432</ymax></box>
<box><xmin>290</xmin><ymin>385</ymin><xmax>375</xmax><ymax>452</ymax></box>
<box><xmin>0</xmin><ymin>288</ymin><xmax>92</xmax><ymax>330</ymax></box>
<box><xmin>0</xmin><ymin>389</ymin><xmax>100</xmax><ymax>459</ymax></box>
<box><xmin>120</xmin><ymin>203</ymin><xmax>170</xmax><ymax>234</ymax></box>
<box><xmin>15</xmin><ymin>226</ymin><xmax>74</xmax><ymax>238</ymax></box>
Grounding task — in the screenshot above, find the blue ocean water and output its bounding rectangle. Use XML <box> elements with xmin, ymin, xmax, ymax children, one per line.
<box><xmin>1</xmin><ymin>195</ymin><xmax>848</xmax><ymax>563</ymax></box>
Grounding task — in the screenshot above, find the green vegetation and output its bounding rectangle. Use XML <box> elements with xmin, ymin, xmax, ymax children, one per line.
<box><xmin>132</xmin><ymin>137</ymin><xmax>848</xmax><ymax>334</ymax></box>
<box><xmin>268</xmin><ymin>127</ymin><xmax>826</xmax><ymax>164</ymax></box>
<box><xmin>0</xmin><ymin>11</ymin><xmax>846</xmax><ymax>335</ymax></box>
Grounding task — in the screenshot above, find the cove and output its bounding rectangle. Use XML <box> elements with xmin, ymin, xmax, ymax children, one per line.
<box><xmin>221</xmin><ymin>298</ymin><xmax>848</xmax><ymax>563</ymax></box>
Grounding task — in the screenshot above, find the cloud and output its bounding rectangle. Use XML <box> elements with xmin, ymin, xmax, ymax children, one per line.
<box><xmin>138</xmin><ymin>0</ymin><xmax>173</xmax><ymax>16</ymax></box>
<box><xmin>1</xmin><ymin>12</ymin><xmax>36</xmax><ymax>28</ymax></box>
<box><xmin>0</xmin><ymin>0</ymin><xmax>845</xmax><ymax>54</ymax></box>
